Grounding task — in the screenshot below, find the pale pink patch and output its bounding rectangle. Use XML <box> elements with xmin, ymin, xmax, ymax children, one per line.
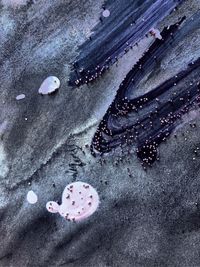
<box><xmin>149</xmin><ymin>28</ymin><xmax>162</xmax><ymax>40</ymax></box>
<box><xmin>46</xmin><ymin>181</ymin><xmax>99</xmax><ymax>222</ymax></box>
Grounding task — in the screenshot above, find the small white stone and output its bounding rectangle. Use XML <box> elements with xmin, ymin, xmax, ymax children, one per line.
<box><xmin>102</xmin><ymin>9</ymin><xmax>110</xmax><ymax>18</ymax></box>
<box><xmin>27</xmin><ymin>190</ymin><xmax>38</xmax><ymax>204</ymax></box>
<box><xmin>16</xmin><ymin>94</ymin><xmax>25</xmax><ymax>100</ymax></box>
<box><xmin>38</xmin><ymin>76</ymin><xmax>60</xmax><ymax>95</ymax></box>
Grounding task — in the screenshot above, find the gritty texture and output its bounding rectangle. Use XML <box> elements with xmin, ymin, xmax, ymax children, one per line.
<box><xmin>91</xmin><ymin>15</ymin><xmax>200</xmax><ymax>164</ymax></box>
<box><xmin>69</xmin><ymin>0</ymin><xmax>184</xmax><ymax>86</ymax></box>
<box><xmin>0</xmin><ymin>0</ymin><xmax>200</xmax><ymax>267</ymax></box>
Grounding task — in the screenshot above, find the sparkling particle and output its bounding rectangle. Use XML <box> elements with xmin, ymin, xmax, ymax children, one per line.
<box><xmin>27</xmin><ymin>190</ymin><xmax>38</xmax><ymax>204</ymax></box>
<box><xmin>38</xmin><ymin>76</ymin><xmax>60</xmax><ymax>95</ymax></box>
<box><xmin>102</xmin><ymin>9</ymin><xmax>110</xmax><ymax>18</ymax></box>
<box><xmin>16</xmin><ymin>94</ymin><xmax>25</xmax><ymax>100</ymax></box>
<box><xmin>46</xmin><ymin>181</ymin><xmax>99</xmax><ymax>222</ymax></box>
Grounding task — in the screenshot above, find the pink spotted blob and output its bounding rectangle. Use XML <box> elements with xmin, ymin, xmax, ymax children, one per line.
<box><xmin>46</xmin><ymin>181</ymin><xmax>99</xmax><ymax>222</ymax></box>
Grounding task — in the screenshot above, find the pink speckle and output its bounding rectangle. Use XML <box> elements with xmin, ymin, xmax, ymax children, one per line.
<box><xmin>149</xmin><ymin>28</ymin><xmax>162</xmax><ymax>40</ymax></box>
<box><xmin>46</xmin><ymin>181</ymin><xmax>99</xmax><ymax>222</ymax></box>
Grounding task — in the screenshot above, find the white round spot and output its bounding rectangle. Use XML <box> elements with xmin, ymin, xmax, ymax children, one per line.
<box><xmin>16</xmin><ymin>94</ymin><xmax>25</xmax><ymax>100</ymax></box>
<box><xmin>102</xmin><ymin>9</ymin><xmax>110</xmax><ymax>18</ymax></box>
<box><xmin>27</xmin><ymin>190</ymin><xmax>38</xmax><ymax>204</ymax></box>
<box><xmin>38</xmin><ymin>76</ymin><xmax>60</xmax><ymax>95</ymax></box>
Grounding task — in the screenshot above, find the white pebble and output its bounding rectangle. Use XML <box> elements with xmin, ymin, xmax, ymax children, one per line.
<box><xmin>27</xmin><ymin>190</ymin><xmax>38</xmax><ymax>204</ymax></box>
<box><xmin>102</xmin><ymin>9</ymin><xmax>110</xmax><ymax>18</ymax></box>
<box><xmin>16</xmin><ymin>94</ymin><xmax>25</xmax><ymax>100</ymax></box>
<box><xmin>38</xmin><ymin>76</ymin><xmax>60</xmax><ymax>95</ymax></box>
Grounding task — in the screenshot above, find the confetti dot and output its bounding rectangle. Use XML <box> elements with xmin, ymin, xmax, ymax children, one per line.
<box><xmin>102</xmin><ymin>9</ymin><xmax>110</xmax><ymax>18</ymax></box>
<box><xmin>27</xmin><ymin>190</ymin><xmax>38</xmax><ymax>204</ymax></box>
<box><xmin>38</xmin><ymin>76</ymin><xmax>60</xmax><ymax>95</ymax></box>
<box><xmin>16</xmin><ymin>94</ymin><xmax>25</xmax><ymax>100</ymax></box>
